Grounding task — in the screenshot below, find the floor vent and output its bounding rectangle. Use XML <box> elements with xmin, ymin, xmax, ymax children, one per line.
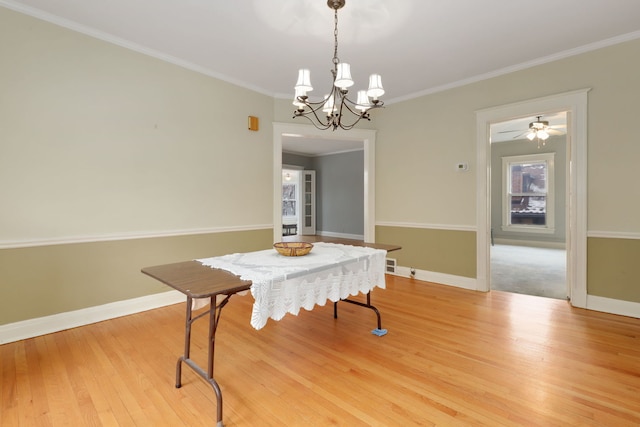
<box><xmin>385</xmin><ymin>258</ymin><xmax>397</xmax><ymax>274</ymax></box>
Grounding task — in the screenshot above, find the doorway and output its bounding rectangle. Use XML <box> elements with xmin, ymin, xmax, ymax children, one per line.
<box><xmin>476</xmin><ymin>89</ymin><xmax>589</xmax><ymax>309</ymax></box>
<box><xmin>272</xmin><ymin>123</ymin><xmax>377</xmax><ymax>244</ymax></box>
<box><xmin>489</xmin><ymin>113</ymin><xmax>568</xmax><ymax>299</ymax></box>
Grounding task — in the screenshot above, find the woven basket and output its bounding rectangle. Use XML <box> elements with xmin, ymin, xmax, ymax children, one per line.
<box><xmin>273</xmin><ymin>242</ymin><xmax>313</xmax><ymax>257</ymax></box>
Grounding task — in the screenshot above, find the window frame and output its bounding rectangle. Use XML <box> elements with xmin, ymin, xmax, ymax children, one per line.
<box><xmin>501</xmin><ymin>153</ymin><xmax>555</xmax><ymax>234</ymax></box>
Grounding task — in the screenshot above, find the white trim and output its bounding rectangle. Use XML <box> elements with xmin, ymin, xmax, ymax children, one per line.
<box><xmin>476</xmin><ymin>89</ymin><xmax>590</xmax><ymax>308</ymax></box>
<box><xmin>392</xmin><ymin>267</ymin><xmax>640</xmax><ymax>320</ymax></box>
<box><xmin>273</xmin><ymin>123</ymin><xmax>377</xmax><ymax>244</ymax></box>
<box><xmin>0</xmin><ymin>224</ymin><xmax>272</xmax><ymax>249</ymax></box>
<box><xmin>587</xmin><ymin>295</ymin><xmax>640</xmax><ymax>319</ymax></box>
<box><xmin>376</xmin><ymin>221</ymin><xmax>476</xmax><ymax>232</ymax></box>
<box><xmin>283</xmin><ymin>147</ymin><xmax>365</xmax><ymax>157</ymax></box>
<box><xmin>501</xmin><ymin>225</ymin><xmax>556</xmax><ymax>234</ymax></box>
<box><xmin>0</xmin><ymin>290</ymin><xmax>185</xmax><ymax>345</ymax></box>
<box><xmin>587</xmin><ymin>231</ymin><xmax>640</xmax><ymax>240</ymax></box>
<box><xmin>282</xmin><ymin>164</ymin><xmax>304</xmax><ymax>170</ymax></box>
<box><xmin>316</xmin><ymin>230</ymin><xmax>365</xmax><ymax>241</ymax></box>
<box><xmin>395</xmin><ymin>266</ymin><xmax>476</xmax><ymax>291</ymax></box>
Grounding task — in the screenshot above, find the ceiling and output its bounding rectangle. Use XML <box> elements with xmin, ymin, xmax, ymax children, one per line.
<box><xmin>282</xmin><ymin>135</ymin><xmax>363</xmax><ymax>157</ymax></box>
<box><xmin>490</xmin><ymin>112</ymin><xmax>567</xmax><ymax>144</ymax></box>
<box><xmin>4</xmin><ymin>0</ymin><xmax>640</xmax><ymax>154</ymax></box>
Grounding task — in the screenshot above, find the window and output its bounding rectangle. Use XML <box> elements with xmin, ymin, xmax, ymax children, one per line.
<box><xmin>502</xmin><ymin>153</ymin><xmax>555</xmax><ymax>233</ymax></box>
<box><xmin>282</xmin><ymin>183</ymin><xmax>297</xmax><ymax>217</ymax></box>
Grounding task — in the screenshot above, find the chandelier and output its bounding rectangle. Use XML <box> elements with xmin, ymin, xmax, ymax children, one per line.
<box><xmin>293</xmin><ymin>0</ymin><xmax>384</xmax><ymax>131</ymax></box>
<box><xmin>527</xmin><ymin>116</ymin><xmax>550</xmax><ymax>147</ymax></box>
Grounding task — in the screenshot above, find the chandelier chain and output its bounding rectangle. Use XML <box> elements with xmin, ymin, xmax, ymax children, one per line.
<box><xmin>333</xmin><ymin>8</ymin><xmax>339</xmax><ymax>66</ymax></box>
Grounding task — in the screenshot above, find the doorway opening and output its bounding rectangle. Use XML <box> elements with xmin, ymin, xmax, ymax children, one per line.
<box><xmin>281</xmin><ymin>168</ymin><xmax>302</xmax><ymax>237</ymax></box>
<box><xmin>489</xmin><ymin>113</ymin><xmax>568</xmax><ymax>299</ymax></box>
<box><xmin>272</xmin><ymin>123</ymin><xmax>377</xmax><ymax>244</ymax></box>
<box><xmin>476</xmin><ymin>89</ymin><xmax>589</xmax><ymax>308</ymax></box>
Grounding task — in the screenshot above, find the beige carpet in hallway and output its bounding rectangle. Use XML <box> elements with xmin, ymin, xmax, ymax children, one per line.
<box><xmin>490</xmin><ymin>244</ymin><xmax>567</xmax><ymax>299</ymax></box>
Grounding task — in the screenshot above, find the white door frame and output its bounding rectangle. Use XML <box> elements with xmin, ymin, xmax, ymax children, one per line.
<box><xmin>300</xmin><ymin>170</ymin><xmax>316</xmax><ymax>235</ymax></box>
<box><xmin>272</xmin><ymin>122</ymin><xmax>377</xmax><ymax>243</ymax></box>
<box><xmin>476</xmin><ymin>89</ymin><xmax>590</xmax><ymax>308</ymax></box>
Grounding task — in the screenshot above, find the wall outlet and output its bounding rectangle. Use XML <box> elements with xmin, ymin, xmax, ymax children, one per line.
<box><xmin>456</xmin><ymin>162</ymin><xmax>469</xmax><ymax>171</ymax></box>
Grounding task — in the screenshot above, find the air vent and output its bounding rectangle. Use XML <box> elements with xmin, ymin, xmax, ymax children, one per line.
<box><xmin>385</xmin><ymin>258</ymin><xmax>397</xmax><ymax>274</ymax></box>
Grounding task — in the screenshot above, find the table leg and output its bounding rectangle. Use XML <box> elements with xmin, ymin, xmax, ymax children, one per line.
<box><xmin>175</xmin><ymin>295</ymin><xmax>232</xmax><ymax>427</ymax></box>
<box><xmin>334</xmin><ymin>292</ymin><xmax>387</xmax><ymax>336</ymax></box>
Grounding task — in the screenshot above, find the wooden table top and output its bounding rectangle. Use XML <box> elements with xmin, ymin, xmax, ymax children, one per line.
<box><xmin>141</xmin><ymin>261</ymin><xmax>252</xmax><ymax>298</ymax></box>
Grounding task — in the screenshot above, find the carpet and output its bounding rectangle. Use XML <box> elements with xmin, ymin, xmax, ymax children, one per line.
<box><xmin>490</xmin><ymin>244</ymin><xmax>567</xmax><ymax>300</ymax></box>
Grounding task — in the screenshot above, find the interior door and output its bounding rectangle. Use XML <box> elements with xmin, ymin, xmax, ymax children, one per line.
<box><xmin>300</xmin><ymin>170</ymin><xmax>316</xmax><ymax>235</ymax></box>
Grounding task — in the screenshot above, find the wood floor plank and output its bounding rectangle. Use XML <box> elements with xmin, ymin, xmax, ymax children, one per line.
<box><xmin>1</xmin><ymin>275</ymin><xmax>639</xmax><ymax>426</ymax></box>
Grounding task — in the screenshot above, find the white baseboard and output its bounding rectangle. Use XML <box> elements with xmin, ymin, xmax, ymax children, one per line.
<box><xmin>586</xmin><ymin>295</ymin><xmax>640</xmax><ymax>319</ymax></box>
<box><xmin>493</xmin><ymin>238</ymin><xmax>566</xmax><ymax>249</ymax></box>
<box><xmin>393</xmin><ymin>266</ymin><xmax>640</xmax><ymax>319</ymax></box>
<box><xmin>394</xmin><ymin>266</ymin><xmax>478</xmax><ymax>291</ymax></box>
<box><xmin>316</xmin><ymin>230</ymin><xmax>365</xmax><ymax>241</ymax></box>
<box><xmin>0</xmin><ymin>290</ymin><xmax>185</xmax><ymax>345</ymax></box>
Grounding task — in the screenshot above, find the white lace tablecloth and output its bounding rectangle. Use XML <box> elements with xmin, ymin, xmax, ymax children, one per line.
<box><xmin>196</xmin><ymin>242</ymin><xmax>387</xmax><ymax>330</ymax></box>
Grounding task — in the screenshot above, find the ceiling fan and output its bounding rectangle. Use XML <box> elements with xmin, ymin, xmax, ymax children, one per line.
<box><xmin>499</xmin><ymin>115</ymin><xmax>565</xmax><ymax>144</ymax></box>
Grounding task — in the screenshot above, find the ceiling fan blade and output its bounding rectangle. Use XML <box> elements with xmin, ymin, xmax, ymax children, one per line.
<box><xmin>512</xmin><ymin>131</ymin><xmax>529</xmax><ymax>139</ymax></box>
<box><xmin>498</xmin><ymin>129</ymin><xmax>527</xmax><ymax>134</ymax></box>
<box><xmin>547</xmin><ymin>128</ymin><xmax>564</xmax><ymax>135</ymax></box>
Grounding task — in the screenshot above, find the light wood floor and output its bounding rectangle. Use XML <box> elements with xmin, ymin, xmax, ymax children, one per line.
<box><xmin>2</xmin><ymin>276</ymin><xmax>639</xmax><ymax>426</ymax></box>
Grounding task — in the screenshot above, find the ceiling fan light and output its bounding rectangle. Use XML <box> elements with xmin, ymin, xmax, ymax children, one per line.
<box><xmin>295</xmin><ymin>69</ymin><xmax>313</xmax><ymax>92</ymax></box>
<box><xmin>527</xmin><ymin>132</ymin><xmax>536</xmax><ymax>141</ymax></box>
<box><xmin>538</xmin><ymin>130</ymin><xmax>549</xmax><ymax>140</ymax></box>
<box><xmin>334</xmin><ymin>63</ymin><xmax>354</xmax><ymax>89</ymax></box>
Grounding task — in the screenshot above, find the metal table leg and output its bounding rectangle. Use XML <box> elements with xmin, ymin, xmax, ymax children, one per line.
<box><xmin>176</xmin><ymin>295</ymin><xmax>232</xmax><ymax>427</ymax></box>
<box><xmin>334</xmin><ymin>292</ymin><xmax>387</xmax><ymax>336</ymax></box>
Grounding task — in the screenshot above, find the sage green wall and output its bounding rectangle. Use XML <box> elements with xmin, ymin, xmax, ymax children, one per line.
<box><xmin>588</xmin><ymin>238</ymin><xmax>640</xmax><ymax>303</ymax></box>
<box><xmin>0</xmin><ymin>8</ymin><xmax>275</xmax><ymax>325</ymax></box>
<box><xmin>376</xmin><ymin>226</ymin><xmax>476</xmax><ymax>278</ymax></box>
<box><xmin>0</xmin><ymin>230</ymin><xmax>272</xmax><ymax>325</ymax></box>
<box><xmin>372</xmin><ymin>39</ymin><xmax>640</xmax><ymax>302</ymax></box>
